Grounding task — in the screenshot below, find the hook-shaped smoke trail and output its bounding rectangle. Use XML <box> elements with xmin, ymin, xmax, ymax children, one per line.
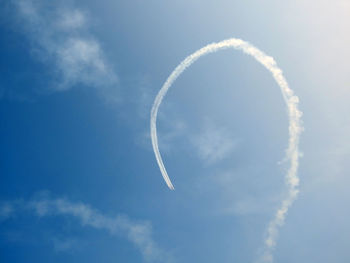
<box><xmin>150</xmin><ymin>38</ymin><xmax>302</xmax><ymax>262</ymax></box>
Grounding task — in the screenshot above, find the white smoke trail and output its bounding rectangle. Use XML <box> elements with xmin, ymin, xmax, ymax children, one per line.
<box><xmin>150</xmin><ymin>38</ymin><xmax>303</xmax><ymax>262</ymax></box>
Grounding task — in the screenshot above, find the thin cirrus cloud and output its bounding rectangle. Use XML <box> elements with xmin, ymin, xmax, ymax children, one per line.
<box><xmin>195</xmin><ymin>170</ymin><xmax>279</xmax><ymax>217</ymax></box>
<box><xmin>0</xmin><ymin>194</ymin><xmax>169</xmax><ymax>262</ymax></box>
<box><xmin>51</xmin><ymin>237</ymin><xmax>81</xmax><ymax>253</ymax></box>
<box><xmin>14</xmin><ymin>0</ymin><xmax>118</xmax><ymax>98</ymax></box>
<box><xmin>191</xmin><ymin>125</ymin><xmax>239</xmax><ymax>164</ymax></box>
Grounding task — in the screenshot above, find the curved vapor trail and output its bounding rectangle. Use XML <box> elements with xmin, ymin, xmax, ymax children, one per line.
<box><xmin>150</xmin><ymin>38</ymin><xmax>302</xmax><ymax>262</ymax></box>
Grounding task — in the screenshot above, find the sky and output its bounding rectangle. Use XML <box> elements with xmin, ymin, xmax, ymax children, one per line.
<box><xmin>0</xmin><ymin>0</ymin><xmax>349</xmax><ymax>262</ymax></box>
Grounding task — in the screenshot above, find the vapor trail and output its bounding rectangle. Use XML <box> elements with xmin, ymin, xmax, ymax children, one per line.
<box><xmin>150</xmin><ymin>38</ymin><xmax>302</xmax><ymax>262</ymax></box>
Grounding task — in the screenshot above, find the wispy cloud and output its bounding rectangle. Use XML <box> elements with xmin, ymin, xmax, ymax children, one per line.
<box><xmin>14</xmin><ymin>0</ymin><xmax>118</xmax><ymax>99</ymax></box>
<box><xmin>194</xmin><ymin>169</ymin><xmax>280</xmax><ymax>217</ymax></box>
<box><xmin>191</xmin><ymin>124</ymin><xmax>239</xmax><ymax>164</ymax></box>
<box><xmin>51</xmin><ymin>237</ymin><xmax>81</xmax><ymax>253</ymax></box>
<box><xmin>0</xmin><ymin>194</ymin><xmax>169</xmax><ymax>262</ymax></box>
<box><xmin>56</xmin><ymin>9</ymin><xmax>86</xmax><ymax>30</ymax></box>
<box><xmin>0</xmin><ymin>202</ymin><xmax>14</xmax><ymax>221</ymax></box>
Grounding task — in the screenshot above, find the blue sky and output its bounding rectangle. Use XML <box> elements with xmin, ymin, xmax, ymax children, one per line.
<box><xmin>0</xmin><ymin>0</ymin><xmax>350</xmax><ymax>262</ymax></box>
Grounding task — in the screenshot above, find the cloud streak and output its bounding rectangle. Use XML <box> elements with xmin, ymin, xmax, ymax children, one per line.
<box><xmin>150</xmin><ymin>38</ymin><xmax>303</xmax><ymax>262</ymax></box>
<box><xmin>0</xmin><ymin>195</ymin><xmax>167</xmax><ymax>262</ymax></box>
<box><xmin>14</xmin><ymin>0</ymin><xmax>117</xmax><ymax>95</ymax></box>
<box><xmin>191</xmin><ymin>124</ymin><xmax>239</xmax><ymax>164</ymax></box>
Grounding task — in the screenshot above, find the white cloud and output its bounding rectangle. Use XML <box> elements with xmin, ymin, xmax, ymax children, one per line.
<box><xmin>52</xmin><ymin>237</ymin><xmax>80</xmax><ymax>253</ymax></box>
<box><xmin>195</xmin><ymin>170</ymin><xmax>279</xmax><ymax>216</ymax></box>
<box><xmin>57</xmin><ymin>9</ymin><xmax>86</xmax><ymax>30</ymax></box>
<box><xmin>191</xmin><ymin>124</ymin><xmax>239</xmax><ymax>163</ymax></box>
<box><xmin>14</xmin><ymin>0</ymin><xmax>118</xmax><ymax>96</ymax></box>
<box><xmin>158</xmin><ymin>119</ymin><xmax>187</xmax><ymax>153</ymax></box>
<box><xmin>0</xmin><ymin>194</ymin><xmax>169</xmax><ymax>262</ymax></box>
<box><xmin>0</xmin><ymin>202</ymin><xmax>14</xmax><ymax>221</ymax></box>
<box><xmin>56</xmin><ymin>38</ymin><xmax>115</xmax><ymax>90</ymax></box>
